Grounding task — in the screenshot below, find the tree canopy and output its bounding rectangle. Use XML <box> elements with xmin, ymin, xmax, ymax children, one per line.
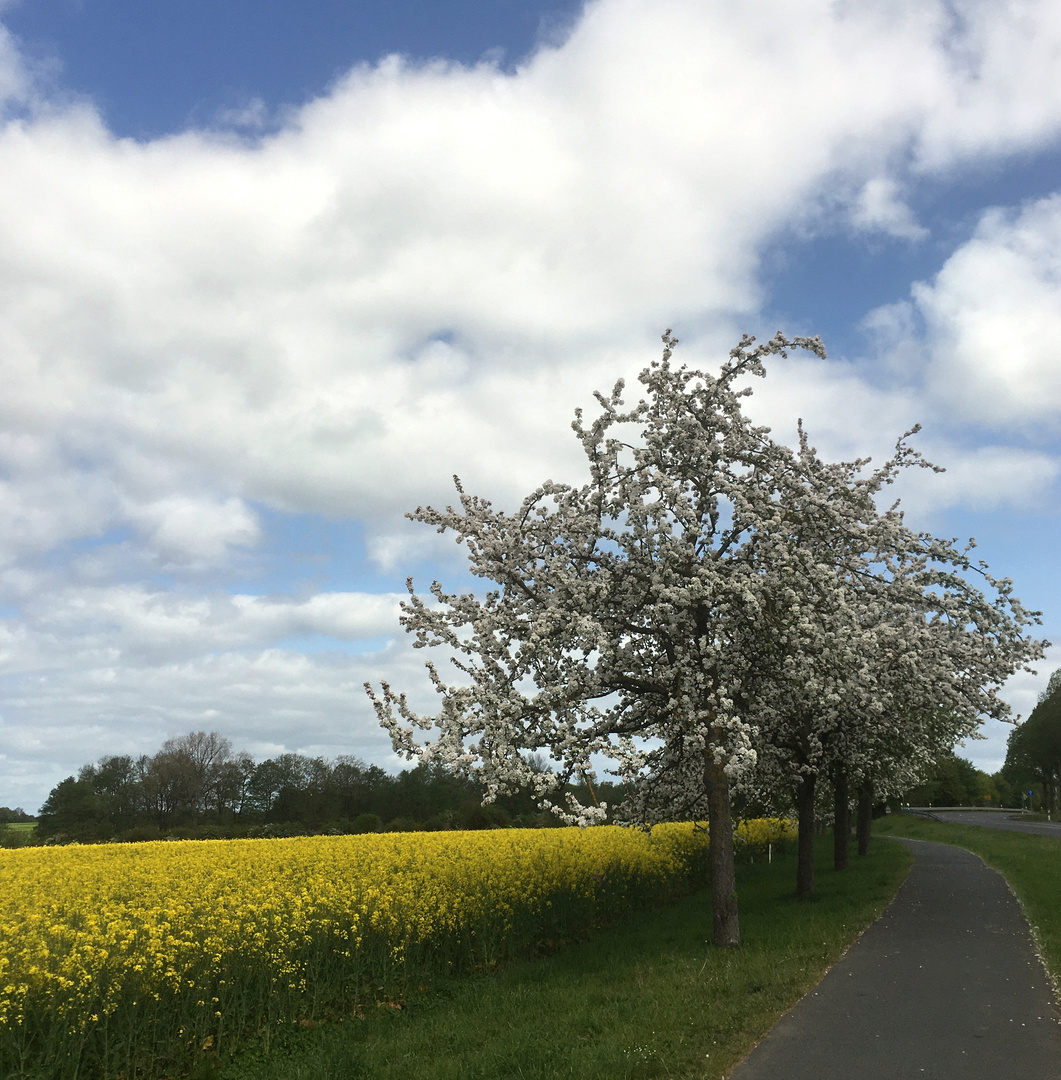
<box><xmin>31</xmin><ymin>731</ymin><xmax>595</xmax><ymax>844</ymax></box>
<box><xmin>1003</xmin><ymin>667</ymin><xmax>1061</xmax><ymax>814</ymax></box>
<box><xmin>367</xmin><ymin>331</ymin><xmax>1046</xmax><ymax>944</ymax></box>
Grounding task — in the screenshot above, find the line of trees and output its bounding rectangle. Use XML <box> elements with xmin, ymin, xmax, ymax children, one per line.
<box><xmin>1001</xmin><ymin>668</ymin><xmax>1061</xmax><ymax>814</ymax></box>
<box><xmin>367</xmin><ymin>331</ymin><xmax>1047</xmax><ymax>946</ymax></box>
<box><xmin>900</xmin><ymin>752</ymin><xmax>1002</xmax><ymax>808</ymax></box>
<box><xmin>30</xmin><ymin>731</ymin><xmax>628</xmax><ymax>844</ymax></box>
<box><xmin>896</xmin><ymin>671</ymin><xmax>1061</xmax><ymax>811</ymax></box>
<box><xmin>10</xmin><ymin>734</ymin><xmax>1022</xmax><ymax>850</ymax></box>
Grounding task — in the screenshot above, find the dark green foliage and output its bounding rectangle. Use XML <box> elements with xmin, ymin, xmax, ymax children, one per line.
<box><xmin>0</xmin><ymin>821</ymin><xmax>36</xmax><ymax>848</ymax></box>
<box><xmin>1002</xmin><ymin>668</ymin><xmax>1061</xmax><ymax>813</ymax></box>
<box><xmin>29</xmin><ymin>733</ymin><xmax>635</xmax><ymax>844</ymax></box>
<box><xmin>901</xmin><ymin>752</ymin><xmax>998</xmax><ymax>807</ymax></box>
<box><xmin>989</xmin><ymin>769</ymin><xmax>1025</xmax><ymax>810</ymax></box>
<box><xmin>349</xmin><ymin>812</ymin><xmax>383</xmax><ymax>834</ymax></box>
<box><xmin>36</xmin><ymin>776</ymin><xmax>110</xmax><ymax>841</ymax></box>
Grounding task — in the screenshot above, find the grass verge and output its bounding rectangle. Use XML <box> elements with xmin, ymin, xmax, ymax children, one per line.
<box><xmin>875</xmin><ymin>813</ymin><xmax>1061</xmax><ymax>989</ymax></box>
<box><xmin>216</xmin><ymin>835</ymin><xmax>911</xmax><ymax>1080</ymax></box>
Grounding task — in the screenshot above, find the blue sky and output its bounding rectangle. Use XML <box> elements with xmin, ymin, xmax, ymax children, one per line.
<box><xmin>1</xmin><ymin>0</ymin><xmax>1059</xmax><ymax>812</ymax></box>
<box><xmin>6</xmin><ymin>1</ymin><xmax>584</xmax><ymax>137</ymax></box>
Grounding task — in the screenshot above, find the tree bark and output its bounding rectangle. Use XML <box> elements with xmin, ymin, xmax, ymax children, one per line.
<box><xmin>704</xmin><ymin>756</ymin><xmax>740</xmax><ymax>947</ymax></box>
<box><xmin>796</xmin><ymin>773</ymin><xmax>816</xmax><ymax>900</ymax></box>
<box><xmin>856</xmin><ymin>777</ymin><xmax>873</xmax><ymax>856</ymax></box>
<box><xmin>833</xmin><ymin>767</ymin><xmax>850</xmax><ymax>871</ymax></box>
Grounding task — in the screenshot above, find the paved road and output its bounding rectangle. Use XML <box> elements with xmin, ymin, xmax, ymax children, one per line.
<box><xmin>729</xmin><ymin>839</ymin><xmax>1061</xmax><ymax>1080</ymax></box>
<box><xmin>929</xmin><ymin>809</ymin><xmax>1061</xmax><ymax>839</ymax></box>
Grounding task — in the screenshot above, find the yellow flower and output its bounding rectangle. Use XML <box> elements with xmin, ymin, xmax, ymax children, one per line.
<box><xmin>0</xmin><ymin>820</ymin><xmax>749</xmax><ymax>1043</ymax></box>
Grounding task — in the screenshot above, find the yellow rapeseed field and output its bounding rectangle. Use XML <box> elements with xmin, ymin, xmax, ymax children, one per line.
<box><xmin>0</xmin><ymin>819</ymin><xmax>794</xmax><ymax>1076</ymax></box>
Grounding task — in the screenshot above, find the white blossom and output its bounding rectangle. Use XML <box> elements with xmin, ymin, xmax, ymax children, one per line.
<box><xmin>365</xmin><ymin>329</ymin><xmax>1046</xmax><ymax>938</ymax></box>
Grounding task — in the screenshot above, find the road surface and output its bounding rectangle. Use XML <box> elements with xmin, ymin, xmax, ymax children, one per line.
<box><xmin>730</xmin><ymin>839</ymin><xmax>1061</xmax><ymax>1080</ymax></box>
<box><xmin>922</xmin><ymin>809</ymin><xmax>1061</xmax><ymax>839</ymax></box>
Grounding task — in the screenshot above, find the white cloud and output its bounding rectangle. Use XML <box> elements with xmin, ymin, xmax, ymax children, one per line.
<box><xmin>911</xmin><ymin>196</ymin><xmax>1061</xmax><ymax>428</ymax></box>
<box><xmin>213</xmin><ymin>97</ymin><xmax>270</xmax><ymax>131</ymax></box>
<box><xmin>0</xmin><ymin>20</ymin><xmax>32</xmax><ymax>109</ymax></box>
<box><xmin>0</xmin><ymin>645</ymin><xmax>419</xmax><ymax>808</ymax></box>
<box><xmin>730</xmin><ymin>349</ymin><xmax>1060</xmax><ymax>522</ymax></box>
<box><xmin>911</xmin><ymin>0</ymin><xmax>1061</xmax><ymax>168</ymax></box>
<box><xmin>889</xmin><ymin>442</ymin><xmax>1060</xmax><ymax>517</ymax></box>
<box><xmin>1</xmin><ymin>0</ymin><xmax>1060</xmax><ymax>548</ymax></box>
<box><xmin>128</xmin><ymin>495</ymin><xmax>260</xmax><ymax>567</ymax></box>
<box><xmin>0</xmin><ymin>588</ymin><xmax>419</xmax><ymax>808</ymax></box>
<box><xmin>8</xmin><ymin>586</ymin><xmax>405</xmax><ymax>663</ymax></box>
<box><xmin>3</xmin><ymin>0</ymin><xmax>1061</xmax><ymax>808</ymax></box>
<box><xmin>850</xmin><ymin>177</ymin><xmax>928</xmax><ymax>240</ymax></box>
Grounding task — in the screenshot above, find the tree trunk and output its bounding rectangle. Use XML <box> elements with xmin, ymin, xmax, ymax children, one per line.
<box><xmin>796</xmin><ymin>773</ymin><xmax>816</xmax><ymax>900</ymax></box>
<box><xmin>856</xmin><ymin>778</ymin><xmax>873</xmax><ymax>856</ymax></box>
<box><xmin>833</xmin><ymin>767</ymin><xmax>850</xmax><ymax>871</ymax></box>
<box><xmin>704</xmin><ymin>756</ymin><xmax>740</xmax><ymax>947</ymax></box>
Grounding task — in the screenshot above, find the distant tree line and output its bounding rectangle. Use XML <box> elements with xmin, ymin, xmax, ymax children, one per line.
<box><xmin>900</xmin><ymin>752</ymin><xmax>1002</xmax><ymax>808</ymax></box>
<box><xmin>29</xmin><ymin>731</ymin><xmax>629</xmax><ymax>844</ymax></box>
<box><xmin>18</xmin><ymin>679</ymin><xmax>1061</xmax><ymax>847</ymax></box>
<box><xmin>1000</xmin><ymin>668</ymin><xmax>1061</xmax><ymax>814</ymax></box>
<box><xmin>898</xmin><ymin>669</ymin><xmax>1061</xmax><ymax>814</ymax></box>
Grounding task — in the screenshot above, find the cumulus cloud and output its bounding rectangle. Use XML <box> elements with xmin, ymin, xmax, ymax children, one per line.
<box><xmin>212</xmin><ymin>97</ymin><xmax>271</xmax><ymax>131</ymax></box>
<box><xmin>0</xmin><ymin>19</ymin><xmax>32</xmax><ymax>110</ymax></box>
<box><xmin>887</xmin><ymin>442</ymin><xmax>1060</xmax><ymax>520</ymax></box>
<box><xmin>849</xmin><ymin>177</ymin><xmax>928</xmax><ymax>240</ymax></box>
<box><xmin>128</xmin><ymin>496</ymin><xmax>260</xmax><ymax>568</ymax></box>
<box><xmin>0</xmin><ymin>589</ymin><xmax>418</xmax><ymax>807</ymax></box>
<box><xmin>731</xmin><ymin>349</ymin><xmax>1061</xmax><ymax>523</ymax></box>
<box><xmin>0</xmin><ymin>644</ymin><xmax>419</xmax><ymax>807</ymax></box>
<box><xmin>2</xmin><ymin>0</ymin><xmax>1061</xmax><ymax>542</ymax></box>
<box><xmin>9</xmin><ymin>586</ymin><xmax>405</xmax><ymax>664</ymax></box>
<box><xmin>909</xmin><ymin>196</ymin><xmax>1061</xmax><ymax>428</ymax></box>
<box><xmin>911</xmin><ymin>0</ymin><xmax>1061</xmax><ymax>168</ymax></box>
<box><xmin>3</xmin><ymin>0</ymin><xmax>1061</xmax><ymax>807</ymax></box>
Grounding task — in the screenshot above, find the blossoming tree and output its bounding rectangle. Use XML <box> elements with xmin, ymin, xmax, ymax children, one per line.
<box><xmin>746</xmin><ymin>538</ymin><xmax>1045</xmax><ymax>896</ymax></box>
<box><xmin>366</xmin><ymin>331</ymin><xmax>1046</xmax><ymax>943</ymax></box>
<box><xmin>731</xmin><ymin>415</ymin><xmax>1047</xmax><ymax>895</ymax></box>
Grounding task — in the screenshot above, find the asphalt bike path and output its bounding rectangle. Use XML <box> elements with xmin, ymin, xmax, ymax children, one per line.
<box><xmin>729</xmin><ymin>839</ymin><xmax>1061</xmax><ymax>1080</ymax></box>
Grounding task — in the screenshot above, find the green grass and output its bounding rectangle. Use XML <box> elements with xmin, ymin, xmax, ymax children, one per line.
<box><xmin>875</xmin><ymin>812</ymin><xmax>1061</xmax><ymax>989</ymax></box>
<box><xmin>216</xmin><ymin>836</ymin><xmax>911</xmax><ymax>1080</ymax></box>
